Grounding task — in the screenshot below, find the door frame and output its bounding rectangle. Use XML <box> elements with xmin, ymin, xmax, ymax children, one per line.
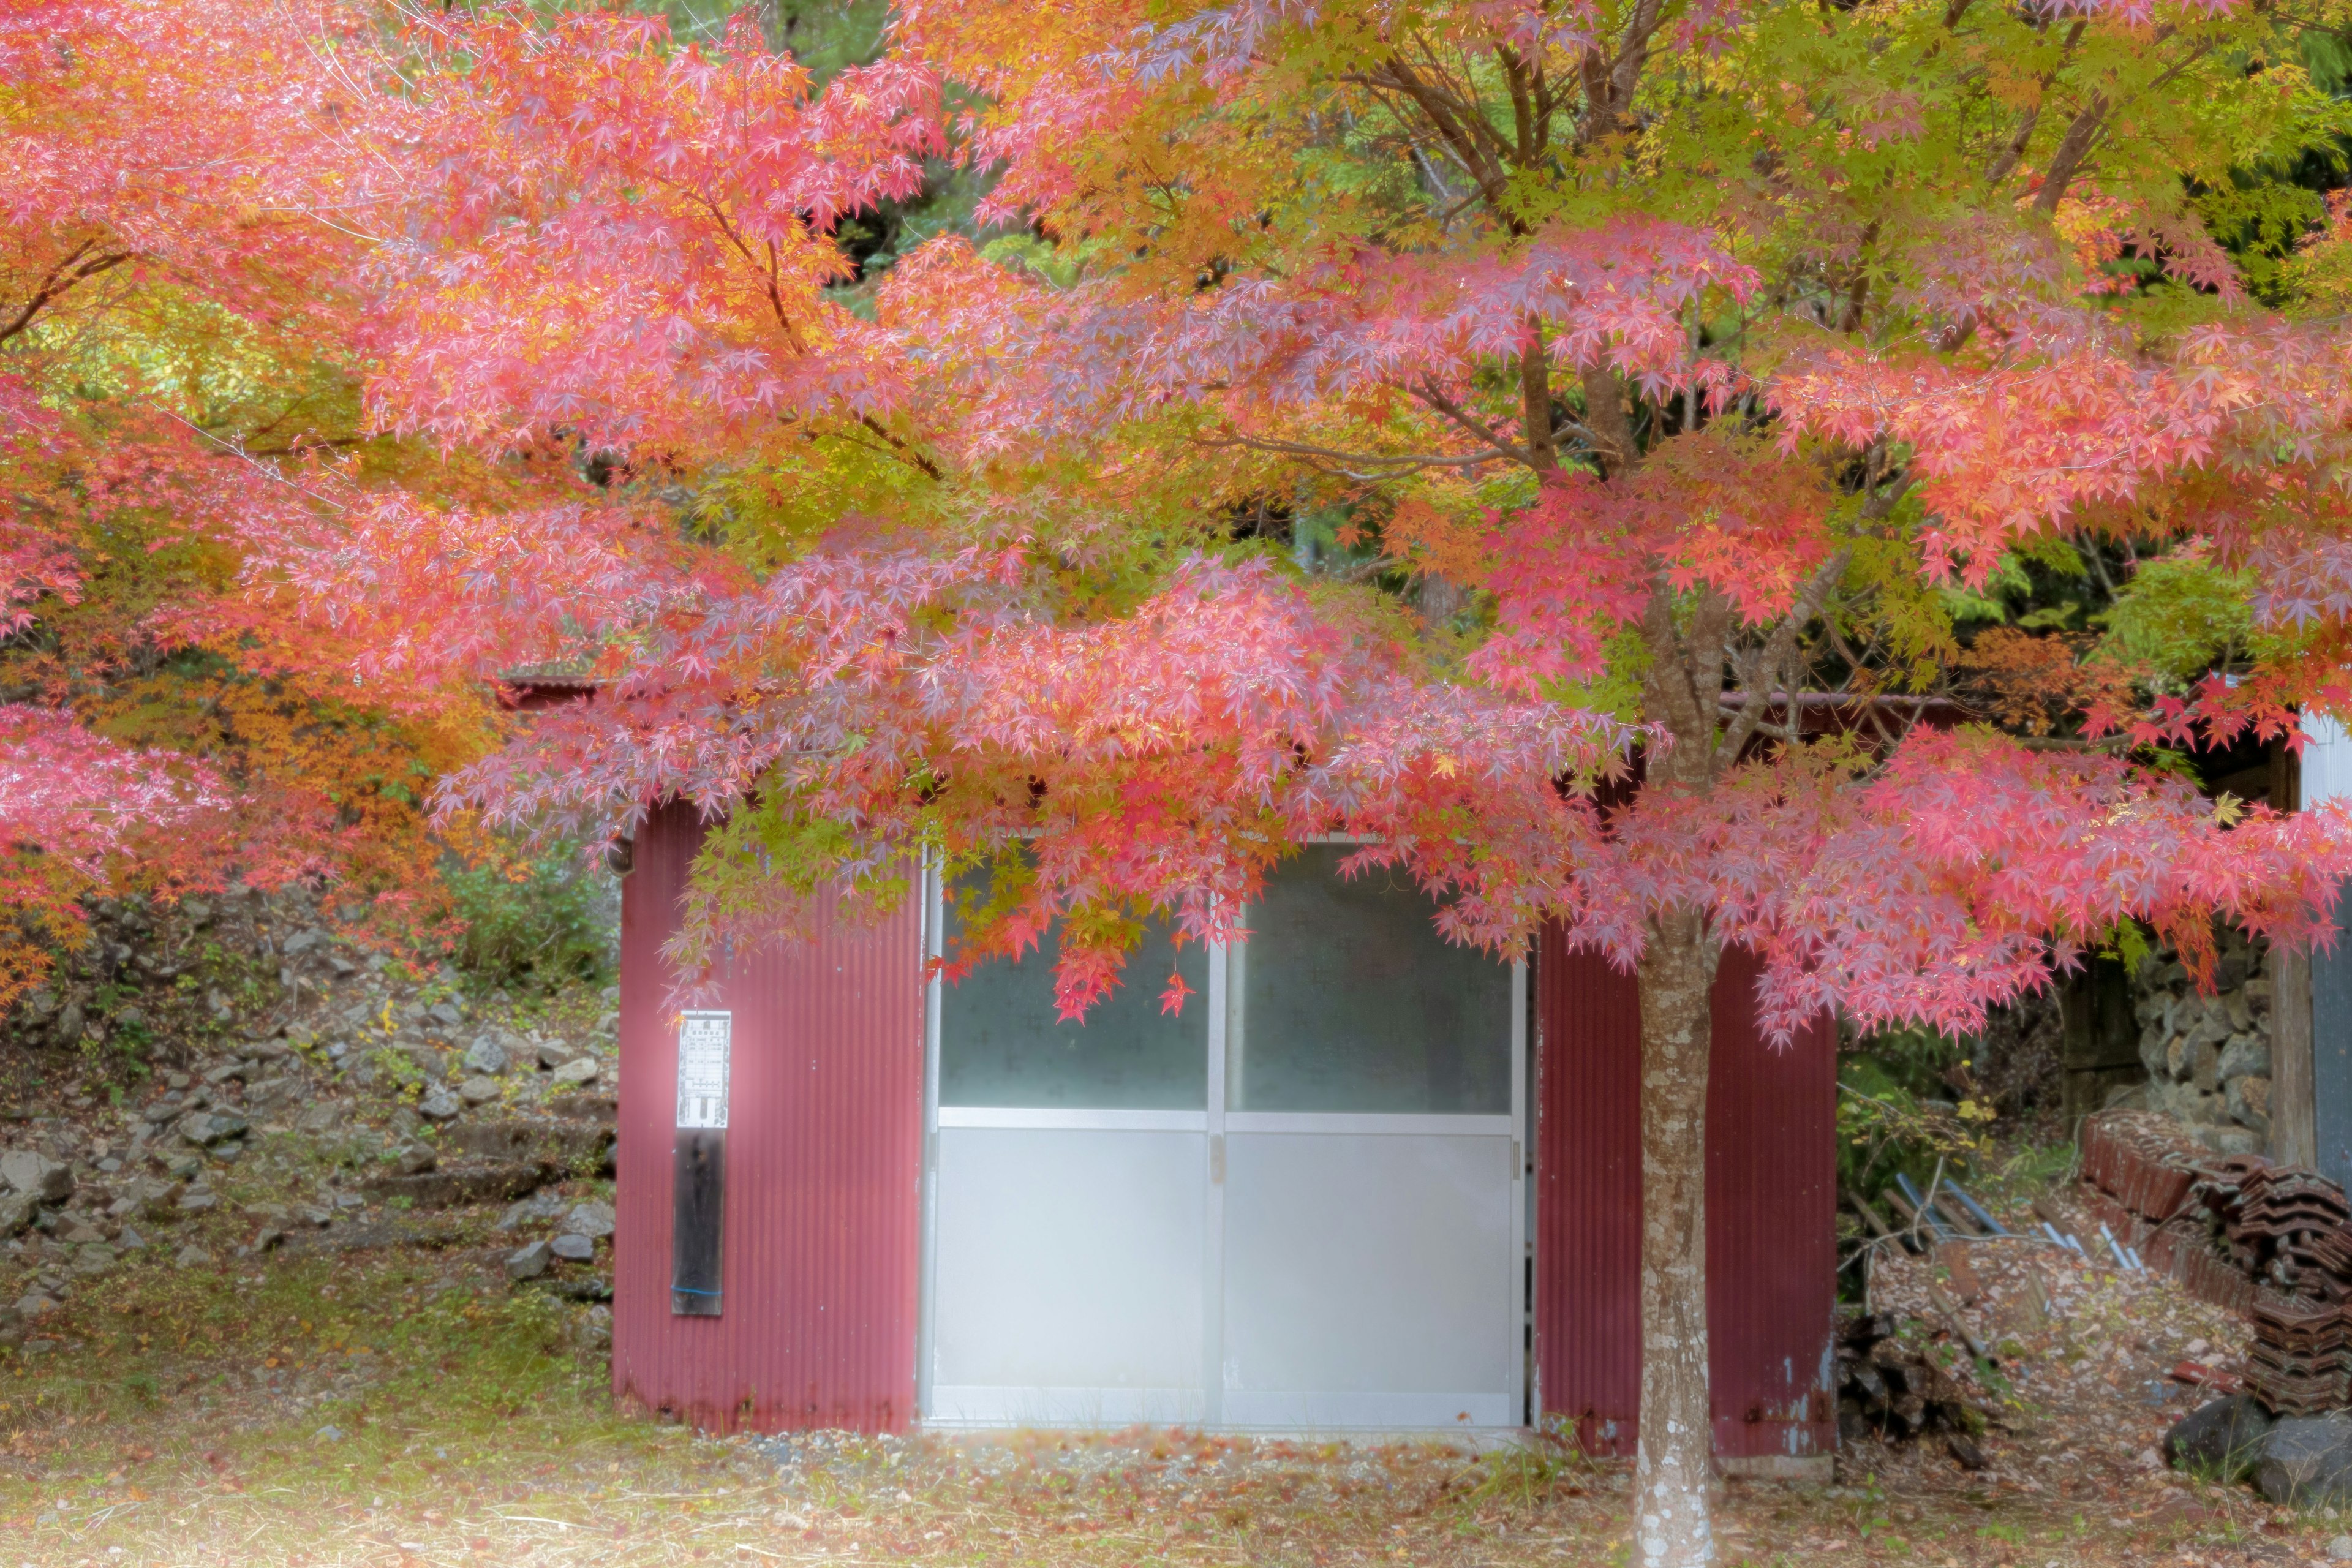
<box><xmin>916</xmin><ymin>859</ymin><xmax>1528</xmax><ymax>1431</ymax></box>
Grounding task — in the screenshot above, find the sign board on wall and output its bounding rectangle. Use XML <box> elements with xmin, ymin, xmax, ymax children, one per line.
<box><xmin>676</xmin><ymin>1010</ymin><xmax>732</xmax><ymax>1129</ymax></box>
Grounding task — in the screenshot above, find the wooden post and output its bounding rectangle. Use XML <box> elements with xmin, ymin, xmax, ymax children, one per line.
<box><xmin>2274</xmin><ymin>945</ymin><xmax>2316</xmax><ymax>1168</ymax></box>
<box><xmin>2267</xmin><ymin>731</ymin><xmax>2323</xmax><ymax>1172</ymax></box>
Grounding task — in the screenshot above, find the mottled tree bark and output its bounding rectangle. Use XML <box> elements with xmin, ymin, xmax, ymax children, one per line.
<box><xmin>1635</xmin><ymin>906</ymin><xmax>1721</xmax><ymax>1568</ymax></box>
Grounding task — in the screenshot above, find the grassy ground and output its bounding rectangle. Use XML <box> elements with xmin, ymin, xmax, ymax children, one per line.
<box><xmin>0</xmin><ymin>1241</ymin><xmax>2340</xmax><ymax>1567</ymax></box>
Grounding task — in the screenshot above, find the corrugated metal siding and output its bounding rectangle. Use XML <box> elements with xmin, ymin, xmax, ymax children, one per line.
<box><xmin>613</xmin><ymin>802</ymin><xmax>927</xmax><ymax>1433</ymax></box>
<box><xmin>1533</xmin><ymin>927</ymin><xmax>1837</xmax><ymax>1458</ymax></box>
<box><xmin>1705</xmin><ymin>944</ymin><xmax>1838</xmax><ymax>1458</ymax></box>
<box><xmin>1532</xmin><ymin>927</ymin><xmax>1642</xmax><ymax>1455</ymax></box>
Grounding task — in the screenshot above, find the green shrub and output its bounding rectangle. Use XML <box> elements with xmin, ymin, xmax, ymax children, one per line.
<box><xmin>445</xmin><ymin>851</ymin><xmax>616</xmax><ymax>993</ymax></box>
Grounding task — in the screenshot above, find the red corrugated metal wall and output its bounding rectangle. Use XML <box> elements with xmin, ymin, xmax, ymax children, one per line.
<box><xmin>1533</xmin><ymin>927</ymin><xmax>1643</xmax><ymax>1452</ymax></box>
<box><xmin>1534</xmin><ymin>927</ymin><xmax>1837</xmax><ymax>1459</ymax></box>
<box><xmin>613</xmin><ymin>802</ymin><xmax>927</xmax><ymax>1432</ymax></box>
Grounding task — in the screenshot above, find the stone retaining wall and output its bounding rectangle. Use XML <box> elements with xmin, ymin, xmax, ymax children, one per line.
<box><xmin>2115</xmin><ymin>925</ymin><xmax>2275</xmax><ymax>1156</ymax></box>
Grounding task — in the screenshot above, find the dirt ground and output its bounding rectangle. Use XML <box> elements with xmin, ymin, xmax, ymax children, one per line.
<box><xmin>0</xmin><ymin>1178</ymin><xmax>2344</xmax><ymax>1568</ymax></box>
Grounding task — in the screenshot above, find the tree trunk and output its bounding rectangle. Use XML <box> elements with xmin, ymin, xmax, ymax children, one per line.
<box><xmin>1635</xmin><ymin>907</ymin><xmax>1720</xmax><ymax>1568</ymax></box>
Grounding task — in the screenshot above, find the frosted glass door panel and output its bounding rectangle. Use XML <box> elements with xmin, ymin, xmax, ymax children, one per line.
<box><xmin>1231</xmin><ymin>846</ymin><xmax>1511</xmax><ymax>1113</ymax></box>
<box><xmin>1221</xmin><ymin>1132</ymin><xmax>1515</xmax><ymax>1428</ymax></box>
<box><xmin>929</xmin><ymin>1128</ymin><xmax>1207</xmax><ymax>1425</ymax></box>
<box><xmin>939</xmin><ymin>886</ymin><xmax>1208</xmax><ymax>1110</ymax></box>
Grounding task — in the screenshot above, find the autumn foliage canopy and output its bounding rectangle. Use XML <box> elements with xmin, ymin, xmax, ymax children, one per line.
<box><xmin>8</xmin><ymin>0</ymin><xmax>2352</xmax><ymax>1038</ymax></box>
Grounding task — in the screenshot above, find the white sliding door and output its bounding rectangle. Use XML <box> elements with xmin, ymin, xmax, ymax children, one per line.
<box><xmin>922</xmin><ymin>881</ymin><xmax>1212</xmax><ymax>1427</ymax></box>
<box><xmin>921</xmin><ymin>850</ymin><xmax>1524</xmax><ymax>1433</ymax></box>
<box><xmin>1219</xmin><ymin>847</ymin><xmax>1522</xmax><ymax>1429</ymax></box>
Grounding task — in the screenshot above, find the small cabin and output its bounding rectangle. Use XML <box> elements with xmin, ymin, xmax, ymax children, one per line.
<box><xmin>611</xmin><ymin>802</ymin><xmax>1836</xmax><ymax>1469</ymax></box>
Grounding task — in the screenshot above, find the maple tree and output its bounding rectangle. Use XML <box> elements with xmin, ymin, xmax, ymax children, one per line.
<box><xmin>320</xmin><ymin>5</ymin><xmax>2352</xmax><ymax>1562</ymax></box>
<box><xmin>18</xmin><ymin>1</ymin><xmax>2352</xmax><ymax>1562</ymax></box>
<box><xmin>0</xmin><ymin>0</ymin><xmax>558</xmax><ymax>1002</ymax></box>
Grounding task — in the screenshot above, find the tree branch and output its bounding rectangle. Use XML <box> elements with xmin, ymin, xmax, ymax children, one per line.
<box><xmin>1196</xmin><ymin>429</ymin><xmax>1504</xmax><ymax>477</ymax></box>
<box><xmin>2030</xmin><ymin>93</ymin><xmax>2108</xmax><ymax>217</ymax></box>
<box><xmin>0</xmin><ymin>241</ymin><xmax>132</xmax><ymax>347</ymax></box>
<box><xmin>1716</xmin><ymin>546</ymin><xmax>1855</xmax><ymax>769</ymax></box>
<box><xmin>1409</xmin><ymin>377</ymin><xmax>1537</xmax><ymax>468</ymax></box>
<box><xmin>1582</xmin><ymin>365</ymin><xmax>1636</xmax><ymax>477</ymax></box>
<box><xmin>1352</xmin><ymin>59</ymin><xmax>1521</xmax><ymax>232</ymax></box>
<box><xmin>1518</xmin><ymin>321</ymin><xmax>1561</xmax><ymax>474</ymax></box>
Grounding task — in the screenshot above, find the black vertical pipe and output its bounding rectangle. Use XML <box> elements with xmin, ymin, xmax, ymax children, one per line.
<box><xmin>672</xmin><ymin>1128</ymin><xmax>725</xmax><ymax>1316</ymax></box>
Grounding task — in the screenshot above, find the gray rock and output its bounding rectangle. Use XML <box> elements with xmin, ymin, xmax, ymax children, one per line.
<box><xmin>2228</xmin><ymin>1074</ymin><xmax>2274</xmax><ymax>1131</ymax></box>
<box><xmin>391</xmin><ymin>1042</ymin><xmax>447</xmax><ymax>1084</ymax></box>
<box><xmin>53</xmin><ymin>1001</ymin><xmax>84</xmax><ymax>1044</ymax></box>
<box><xmin>551</xmin><ymin>1057</ymin><xmax>600</xmax><ymax>1087</ymax></box>
<box><xmin>2330</xmin><ymin>1535</ymin><xmax>2352</xmax><ymax>1562</ymax></box>
<box><xmin>173</xmin><ymin>1245</ymin><xmax>213</xmax><ymax>1268</ymax></box>
<box><xmin>116</xmin><ymin>1226</ymin><xmax>146</xmax><ymax>1251</ymax></box>
<box><xmin>176</xmin><ymin>1111</ymin><xmax>247</xmax><ymax>1148</ymax></box>
<box><xmin>496</xmin><ymin>1193</ymin><xmax>567</xmax><ymax>1232</ymax></box>
<box><xmin>176</xmin><ymin>1188</ymin><xmax>219</xmax><ymax>1214</ymax></box>
<box><xmin>536</xmin><ymin>1040</ymin><xmax>576</xmax><ymax>1071</ymax></box>
<box><xmin>180</xmin><ymin>898</ymin><xmax>212</xmax><ymax>925</ymax></box>
<box><xmin>417</xmin><ymin>1090</ymin><xmax>462</xmax><ymax>1122</ymax></box>
<box><xmin>297</xmin><ymin>1101</ymin><xmax>349</xmax><ymax>1134</ymax></box>
<box><xmin>504</xmin><ymin>1240</ymin><xmax>552</xmax><ymax>1281</ymax></box>
<box><xmin>2199</xmin><ymin>1125</ymin><xmax>2264</xmax><ymax>1156</ymax></box>
<box><xmin>203</xmin><ymin>1060</ymin><xmax>249</xmax><ymax>1085</ymax></box>
<box><xmin>71</xmin><ymin>1244</ymin><xmax>115</xmax><ymax>1276</ymax></box>
<box><xmin>429</xmin><ymin>1000</ymin><xmax>464</xmax><ymax>1028</ymax></box>
<box><xmin>2179</xmin><ymin>1084</ymin><xmax>2233</xmax><ymax>1125</ymax></box>
<box><xmin>575</xmin><ymin>1303</ymin><xmax>614</xmax><ymax>1352</ymax></box>
<box><xmin>0</xmin><ymin>1193</ymin><xmax>39</xmax><ymax>1237</ymax></box>
<box><xmin>0</xmin><ymin>1151</ymin><xmax>71</xmax><ymax>1203</ymax></box>
<box><xmin>550</xmin><ymin>1233</ymin><xmax>595</xmax><ymax>1261</ymax></box>
<box><xmin>458</xmin><ymin>1076</ymin><xmax>501</xmax><ymax>1106</ymax></box>
<box><xmin>393</xmin><ymin>1145</ymin><xmax>436</xmax><ymax>1177</ymax></box>
<box><xmin>2255</xmin><ymin>1414</ymin><xmax>2352</xmax><ymax>1506</ymax></box>
<box><xmin>562</xmin><ymin>1201</ymin><xmax>616</xmax><ymax>1239</ymax></box>
<box><xmin>13</xmin><ymin>1293</ymin><xmax>55</xmax><ymax>1319</ymax></box>
<box><xmin>2218</xmin><ymin>1036</ymin><xmax>2271</xmax><ymax>1083</ymax></box>
<box><xmin>462</xmin><ymin>1036</ymin><xmax>509</xmax><ymax>1076</ymax></box>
